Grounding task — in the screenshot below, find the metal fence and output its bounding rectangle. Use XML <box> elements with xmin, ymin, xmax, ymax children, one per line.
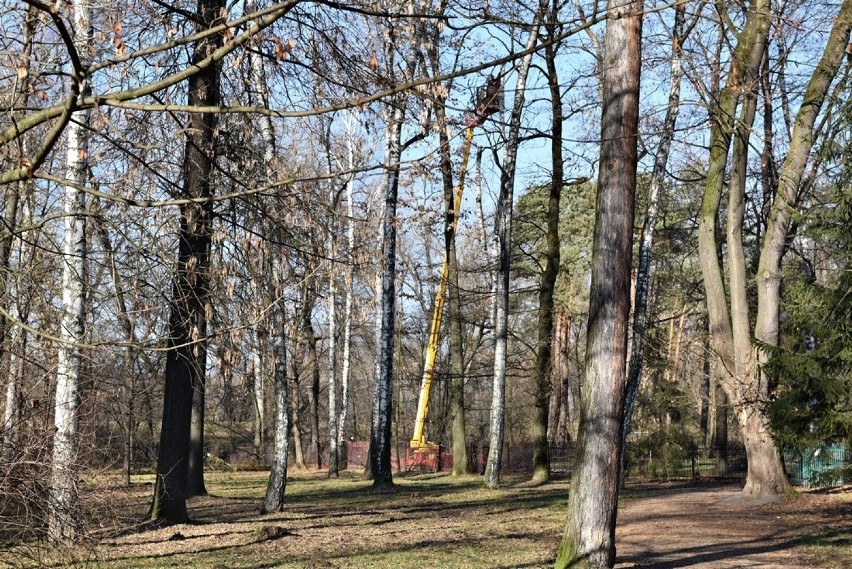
<box><xmin>625</xmin><ymin>443</ymin><xmax>748</xmax><ymax>480</ymax></box>
<box><xmin>626</xmin><ymin>441</ymin><xmax>850</xmax><ymax>487</ymax></box>
<box><xmin>784</xmin><ymin>444</ymin><xmax>848</xmax><ymax>487</ymax></box>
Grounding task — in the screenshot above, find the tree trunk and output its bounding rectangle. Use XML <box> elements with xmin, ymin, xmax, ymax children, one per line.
<box><xmin>262</xmin><ymin>304</ymin><xmax>290</xmax><ymax>514</ymax></box>
<box><xmin>253</xmin><ymin>347</ymin><xmax>265</xmax><ymax>456</ymax></box>
<box><xmin>336</xmin><ymin>124</ymin><xmax>357</xmax><ymax>470</ymax></box>
<box><xmin>485</xmin><ymin>0</ymin><xmax>546</xmax><ymax>489</ymax></box>
<box><xmin>95</xmin><ymin>218</ymin><xmax>138</xmax><ymax>486</ymax></box>
<box><xmin>49</xmin><ymin>0</ymin><xmax>91</xmax><ymax>542</ymax></box>
<box><xmin>327</xmin><ymin>200</ymin><xmax>339</xmax><ymax>477</ymax></box>
<box><xmin>531</xmin><ymin>4</ymin><xmax>564</xmax><ymax>485</ymax></box>
<box><xmin>301</xmin><ymin>285</ymin><xmax>322</xmax><ymax>469</ymax></box>
<box><xmin>744</xmin><ymin>1</ymin><xmax>852</xmax><ymax>486</ymax></box>
<box><xmin>371</xmin><ymin>105</ymin><xmax>404</xmax><ymax>487</ymax></box>
<box><xmin>556</xmin><ymin>0</ymin><xmax>641</xmax><ymax>565</ymax></box>
<box><xmin>152</xmin><ymin>0</ymin><xmax>223</xmax><ymax>521</ymax></box>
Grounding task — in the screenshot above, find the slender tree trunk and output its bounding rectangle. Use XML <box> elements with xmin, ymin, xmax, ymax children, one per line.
<box><xmin>247</xmin><ymin>0</ymin><xmax>276</xmax><ymax>458</ymax></box>
<box><xmin>95</xmin><ymin>219</ymin><xmax>138</xmax><ymax>485</ymax></box>
<box><xmin>327</xmin><ymin>202</ymin><xmax>339</xmax><ymax>476</ymax></box>
<box><xmin>371</xmin><ymin>105</ymin><xmax>404</xmax><ymax>487</ymax></box>
<box><xmin>49</xmin><ymin>0</ymin><xmax>91</xmax><ymax>542</ymax></box>
<box><xmin>622</xmin><ymin>0</ymin><xmax>689</xmax><ymax>454</ymax></box>
<box><xmin>262</xmin><ymin>304</ymin><xmax>290</xmax><ymax>513</ymax></box>
<box><xmin>556</xmin><ymin>0</ymin><xmax>641</xmax><ymax>565</ymax></box>
<box><xmin>531</xmin><ymin>5</ymin><xmax>564</xmax><ymax>485</ymax></box>
<box><xmin>336</xmin><ymin>126</ymin><xmax>356</xmax><ymax>470</ymax></box>
<box><xmin>253</xmin><ymin>346</ymin><xmax>265</xmax><ymax>454</ymax></box>
<box><xmin>485</xmin><ymin>1</ymin><xmax>546</xmax><ymax>489</ymax></box>
<box><xmin>152</xmin><ymin>0</ymin><xmax>223</xmax><ymax>520</ymax></box>
<box><xmin>301</xmin><ymin>284</ymin><xmax>322</xmax><ymax>469</ymax></box>
<box><xmin>289</xmin><ymin>322</ymin><xmax>306</xmax><ymax>469</ymax></box>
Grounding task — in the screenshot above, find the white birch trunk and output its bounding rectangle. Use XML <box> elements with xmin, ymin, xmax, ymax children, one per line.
<box><xmin>253</xmin><ymin>343</ymin><xmax>265</xmax><ymax>452</ymax></box>
<box><xmin>50</xmin><ymin>0</ymin><xmax>91</xmax><ymax>542</ymax></box>
<box><xmin>261</xmin><ymin>303</ymin><xmax>290</xmax><ymax>513</ymax></box>
<box><xmin>326</xmin><ymin>189</ymin><xmax>339</xmax><ymax>476</ymax></box>
<box><xmin>484</xmin><ymin>2</ymin><xmax>547</xmax><ymax>488</ymax></box>
<box><xmin>336</xmin><ymin>120</ymin><xmax>356</xmax><ymax>456</ymax></box>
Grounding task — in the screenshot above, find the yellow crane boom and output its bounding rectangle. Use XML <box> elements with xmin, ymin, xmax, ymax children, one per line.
<box><xmin>410</xmin><ymin>126</ymin><xmax>474</xmax><ymax>452</ymax></box>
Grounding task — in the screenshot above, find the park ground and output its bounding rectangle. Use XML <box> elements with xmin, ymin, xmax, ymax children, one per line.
<box><xmin>2</xmin><ymin>470</ymin><xmax>850</xmax><ymax>568</ymax></box>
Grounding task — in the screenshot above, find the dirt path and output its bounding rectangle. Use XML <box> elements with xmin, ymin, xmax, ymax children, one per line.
<box><xmin>615</xmin><ymin>482</ymin><xmax>848</xmax><ymax>568</ymax></box>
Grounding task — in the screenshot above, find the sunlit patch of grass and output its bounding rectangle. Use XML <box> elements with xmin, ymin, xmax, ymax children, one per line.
<box><xmin>793</xmin><ymin>530</ymin><xmax>852</xmax><ymax>569</ymax></box>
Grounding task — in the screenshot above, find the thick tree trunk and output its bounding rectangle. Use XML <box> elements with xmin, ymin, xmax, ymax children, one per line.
<box><xmin>371</xmin><ymin>106</ymin><xmax>404</xmax><ymax>487</ymax></box>
<box><xmin>152</xmin><ymin>0</ymin><xmax>223</xmax><ymax>521</ymax></box>
<box><xmin>485</xmin><ymin>1</ymin><xmax>546</xmax><ymax>489</ymax></box>
<box><xmin>556</xmin><ymin>0</ymin><xmax>641</xmax><ymax>565</ymax></box>
<box><xmin>262</xmin><ymin>305</ymin><xmax>290</xmax><ymax>513</ymax></box>
<box><xmin>49</xmin><ymin>0</ymin><xmax>91</xmax><ymax>542</ymax></box>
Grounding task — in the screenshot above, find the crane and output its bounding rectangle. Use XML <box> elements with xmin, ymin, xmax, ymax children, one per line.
<box><xmin>410</xmin><ymin>77</ymin><xmax>503</xmax><ymax>455</ymax></box>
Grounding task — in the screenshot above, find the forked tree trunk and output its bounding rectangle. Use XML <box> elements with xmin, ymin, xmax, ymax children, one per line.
<box><xmin>556</xmin><ymin>0</ymin><xmax>641</xmax><ymax>565</ymax></box>
<box><xmin>485</xmin><ymin>0</ymin><xmax>547</xmax><ymax>489</ymax></box>
<box><xmin>697</xmin><ymin>0</ymin><xmax>851</xmax><ymax>497</ymax></box>
<box><xmin>152</xmin><ymin>0</ymin><xmax>224</xmax><ymax>521</ymax></box>
<box><xmin>49</xmin><ymin>0</ymin><xmax>91</xmax><ymax>542</ymax></box>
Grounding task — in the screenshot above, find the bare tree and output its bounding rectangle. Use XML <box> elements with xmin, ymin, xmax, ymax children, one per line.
<box><xmin>151</xmin><ymin>0</ymin><xmax>225</xmax><ymax>521</ymax></box>
<box><xmin>484</xmin><ymin>0</ymin><xmax>548</xmax><ymax>489</ymax></box>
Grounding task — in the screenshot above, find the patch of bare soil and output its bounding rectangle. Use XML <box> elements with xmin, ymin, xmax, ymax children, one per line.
<box><xmin>616</xmin><ymin>481</ymin><xmax>852</xmax><ymax>568</ymax></box>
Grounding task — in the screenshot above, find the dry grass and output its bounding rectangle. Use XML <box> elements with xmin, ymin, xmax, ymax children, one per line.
<box><xmin>1</xmin><ymin>471</ymin><xmax>850</xmax><ymax>568</ymax></box>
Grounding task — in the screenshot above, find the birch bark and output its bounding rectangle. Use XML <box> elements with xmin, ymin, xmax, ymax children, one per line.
<box><xmin>49</xmin><ymin>0</ymin><xmax>91</xmax><ymax>542</ymax></box>
<box><xmin>484</xmin><ymin>0</ymin><xmax>547</xmax><ymax>489</ymax></box>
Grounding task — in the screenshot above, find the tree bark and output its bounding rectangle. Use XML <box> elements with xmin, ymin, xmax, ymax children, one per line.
<box><xmin>262</xmin><ymin>304</ymin><xmax>290</xmax><ymax>513</ymax></box>
<box><xmin>530</xmin><ymin>2</ymin><xmax>564</xmax><ymax>485</ymax></box>
<box><xmin>152</xmin><ymin>0</ymin><xmax>224</xmax><ymax>521</ymax></box>
<box><xmin>49</xmin><ymin>0</ymin><xmax>91</xmax><ymax>542</ymax></box>
<box><xmin>556</xmin><ymin>0</ymin><xmax>641</xmax><ymax>565</ymax></box>
<box><xmin>485</xmin><ymin>0</ymin><xmax>547</xmax><ymax>489</ymax></box>
<box><xmin>428</xmin><ymin>85</ymin><xmax>468</xmax><ymax>474</ymax></box>
<box><xmin>327</xmin><ymin>191</ymin><xmax>339</xmax><ymax>477</ymax></box>
<box><xmin>301</xmin><ymin>283</ymin><xmax>322</xmax><ymax>469</ymax></box>
<box><xmin>371</xmin><ymin>105</ymin><xmax>404</xmax><ymax>487</ymax></box>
